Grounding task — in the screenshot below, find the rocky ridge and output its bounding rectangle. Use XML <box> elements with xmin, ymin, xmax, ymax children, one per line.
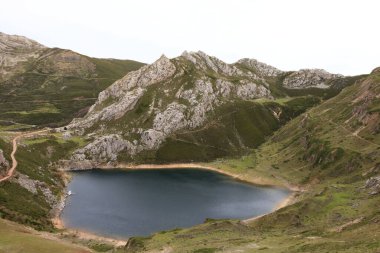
<box><xmin>0</xmin><ymin>32</ymin><xmax>46</xmax><ymax>82</ymax></box>
<box><xmin>283</xmin><ymin>69</ymin><xmax>343</xmax><ymax>89</ymax></box>
<box><xmin>63</xmin><ymin>51</ymin><xmax>345</xmax><ymax>165</ymax></box>
<box><xmin>237</xmin><ymin>58</ymin><xmax>283</xmax><ymax>77</ymax></box>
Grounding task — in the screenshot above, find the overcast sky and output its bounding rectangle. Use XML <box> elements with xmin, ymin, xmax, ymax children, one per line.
<box><xmin>1</xmin><ymin>0</ymin><xmax>379</xmax><ymax>75</ymax></box>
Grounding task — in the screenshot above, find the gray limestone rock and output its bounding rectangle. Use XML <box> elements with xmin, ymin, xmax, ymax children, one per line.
<box><xmin>73</xmin><ymin>134</ymin><xmax>135</xmax><ymax>162</ymax></box>
<box><xmin>283</xmin><ymin>69</ymin><xmax>343</xmax><ymax>89</ymax></box>
<box><xmin>237</xmin><ymin>58</ymin><xmax>283</xmax><ymax>77</ymax></box>
<box><xmin>0</xmin><ymin>149</ymin><xmax>9</xmax><ymax>172</ymax></box>
<box><xmin>365</xmin><ymin>176</ymin><xmax>380</xmax><ymax>195</ymax></box>
<box><xmin>63</xmin><ymin>52</ymin><xmax>345</xmax><ymax>163</ymax></box>
<box><xmin>236</xmin><ymin>80</ymin><xmax>271</xmax><ymax>99</ymax></box>
<box><xmin>67</xmin><ymin>55</ymin><xmax>176</xmax><ymax>130</ymax></box>
<box><xmin>11</xmin><ymin>173</ymin><xmax>57</xmax><ymax>206</ymax></box>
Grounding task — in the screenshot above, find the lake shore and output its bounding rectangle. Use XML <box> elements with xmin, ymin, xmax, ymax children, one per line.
<box><xmin>78</xmin><ymin>162</ymin><xmax>301</xmax><ymax>191</ymax></box>
<box><xmin>52</xmin><ymin>198</ymin><xmax>128</xmax><ymax>248</ymax></box>
<box><xmin>54</xmin><ymin>162</ymin><xmax>301</xmax><ymax>244</ymax></box>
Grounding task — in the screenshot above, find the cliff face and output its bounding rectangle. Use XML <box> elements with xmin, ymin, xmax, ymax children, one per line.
<box><xmin>63</xmin><ymin>51</ymin><xmax>350</xmax><ymax>164</ymax></box>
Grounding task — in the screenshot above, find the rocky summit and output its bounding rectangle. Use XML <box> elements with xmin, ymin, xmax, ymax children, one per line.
<box><xmin>62</xmin><ymin>50</ymin><xmax>352</xmax><ymax>166</ymax></box>
<box><xmin>0</xmin><ymin>32</ymin><xmax>46</xmax><ymax>82</ymax></box>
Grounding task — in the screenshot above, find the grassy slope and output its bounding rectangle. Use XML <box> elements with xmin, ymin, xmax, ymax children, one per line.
<box><xmin>0</xmin><ymin>218</ymin><xmax>90</xmax><ymax>253</ymax></box>
<box><xmin>0</xmin><ymin>49</ymin><xmax>144</xmax><ymax>127</ymax></box>
<box><xmin>0</xmin><ymin>133</ymin><xmax>87</xmax><ymax>231</ymax></box>
<box><xmin>124</xmin><ymin>72</ymin><xmax>380</xmax><ymax>252</ymax></box>
<box><xmin>154</xmin><ymin>96</ymin><xmax>321</xmax><ymax>163</ymax></box>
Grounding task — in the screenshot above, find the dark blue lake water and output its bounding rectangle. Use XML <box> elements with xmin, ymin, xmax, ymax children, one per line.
<box><xmin>62</xmin><ymin>169</ymin><xmax>289</xmax><ymax>237</ymax></box>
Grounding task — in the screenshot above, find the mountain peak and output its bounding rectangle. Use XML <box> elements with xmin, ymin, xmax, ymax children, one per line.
<box><xmin>158</xmin><ymin>54</ymin><xmax>169</xmax><ymax>60</ymax></box>
<box><xmin>282</xmin><ymin>68</ymin><xmax>343</xmax><ymax>89</ymax></box>
<box><xmin>371</xmin><ymin>67</ymin><xmax>380</xmax><ymax>74</ymax></box>
<box><xmin>0</xmin><ymin>32</ymin><xmax>46</xmax><ymax>51</ymax></box>
<box><xmin>0</xmin><ymin>32</ymin><xmax>47</xmax><ymax>82</ymax></box>
<box><xmin>237</xmin><ymin>58</ymin><xmax>283</xmax><ymax>77</ymax></box>
<box><xmin>180</xmin><ymin>50</ymin><xmax>211</xmax><ymax>63</ymax></box>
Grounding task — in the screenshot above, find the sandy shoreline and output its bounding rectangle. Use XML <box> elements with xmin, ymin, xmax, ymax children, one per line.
<box><xmin>54</xmin><ymin>162</ymin><xmax>301</xmax><ymax>244</ymax></box>
<box><xmin>51</xmin><ymin>178</ymin><xmax>129</xmax><ymax>246</ymax></box>
<box><xmin>243</xmin><ymin>191</ymin><xmax>297</xmax><ymax>223</ymax></box>
<box><xmin>94</xmin><ymin>162</ymin><xmax>300</xmax><ymax>190</ymax></box>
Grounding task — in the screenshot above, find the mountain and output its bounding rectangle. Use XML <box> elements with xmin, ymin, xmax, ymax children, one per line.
<box><xmin>0</xmin><ymin>33</ymin><xmax>378</xmax><ymax>253</ymax></box>
<box><xmin>124</xmin><ymin>65</ymin><xmax>380</xmax><ymax>253</ymax></box>
<box><xmin>0</xmin><ymin>32</ymin><xmax>145</xmax><ymax>127</ymax></box>
<box><xmin>62</xmin><ymin>51</ymin><xmax>359</xmax><ymax>166</ymax></box>
<box><xmin>0</xmin><ymin>32</ymin><xmax>46</xmax><ymax>82</ymax></box>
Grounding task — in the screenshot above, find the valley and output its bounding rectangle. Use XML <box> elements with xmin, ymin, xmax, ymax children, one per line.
<box><xmin>0</xmin><ymin>32</ymin><xmax>379</xmax><ymax>253</ymax></box>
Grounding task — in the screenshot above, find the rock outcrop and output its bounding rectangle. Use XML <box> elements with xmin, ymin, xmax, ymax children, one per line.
<box><xmin>365</xmin><ymin>176</ymin><xmax>380</xmax><ymax>195</ymax></box>
<box><xmin>237</xmin><ymin>58</ymin><xmax>283</xmax><ymax>77</ymax></box>
<box><xmin>72</xmin><ymin>134</ymin><xmax>136</xmax><ymax>162</ymax></box>
<box><xmin>283</xmin><ymin>69</ymin><xmax>343</xmax><ymax>89</ymax></box>
<box><xmin>68</xmin><ymin>55</ymin><xmax>176</xmax><ymax>131</ymax></box>
<box><xmin>11</xmin><ymin>172</ymin><xmax>57</xmax><ymax>205</ymax></box>
<box><xmin>64</xmin><ymin>52</ymin><xmax>345</xmax><ymax>163</ymax></box>
<box><xmin>182</xmin><ymin>51</ymin><xmax>252</xmax><ymax>77</ymax></box>
<box><xmin>0</xmin><ymin>149</ymin><xmax>9</xmax><ymax>175</ymax></box>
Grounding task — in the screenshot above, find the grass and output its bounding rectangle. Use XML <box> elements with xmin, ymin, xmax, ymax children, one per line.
<box><xmin>0</xmin><ymin>218</ymin><xmax>90</xmax><ymax>253</ymax></box>
<box><xmin>154</xmin><ymin>97</ymin><xmax>319</xmax><ymax>163</ymax></box>
<box><xmin>253</xmin><ymin>97</ymin><xmax>294</xmax><ymax>105</ymax></box>
<box><xmin>121</xmin><ymin>66</ymin><xmax>380</xmax><ymax>253</ymax></box>
<box><xmin>0</xmin><ymin>48</ymin><xmax>144</xmax><ymax>127</ymax></box>
<box><xmin>0</xmin><ymin>132</ymin><xmax>88</xmax><ymax>231</ymax></box>
<box><xmin>0</xmin><ymin>181</ymin><xmax>52</xmax><ymax>231</ymax></box>
<box><xmin>4</xmin><ymin>103</ymin><xmax>60</xmax><ymax>115</ymax></box>
<box><xmin>88</xmin><ymin>242</ymin><xmax>114</xmax><ymax>252</ymax></box>
<box><xmin>0</xmin><ymin>122</ymin><xmax>35</xmax><ymax>132</ymax></box>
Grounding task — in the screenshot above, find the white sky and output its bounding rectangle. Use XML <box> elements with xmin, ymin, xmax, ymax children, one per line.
<box><xmin>1</xmin><ymin>0</ymin><xmax>379</xmax><ymax>75</ymax></box>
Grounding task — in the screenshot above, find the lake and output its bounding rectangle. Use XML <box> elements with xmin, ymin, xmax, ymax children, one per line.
<box><xmin>61</xmin><ymin>168</ymin><xmax>289</xmax><ymax>238</ymax></box>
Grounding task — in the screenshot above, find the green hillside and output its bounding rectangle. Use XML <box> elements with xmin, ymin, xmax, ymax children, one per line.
<box><xmin>0</xmin><ymin>48</ymin><xmax>144</xmax><ymax>127</ymax></box>
<box><xmin>124</xmin><ymin>69</ymin><xmax>380</xmax><ymax>252</ymax></box>
<box><xmin>67</xmin><ymin>52</ymin><xmax>360</xmax><ymax>165</ymax></box>
<box><xmin>0</xmin><ymin>218</ymin><xmax>90</xmax><ymax>253</ymax></box>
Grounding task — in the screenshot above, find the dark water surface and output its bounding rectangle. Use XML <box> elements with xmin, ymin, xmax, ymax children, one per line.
<box><xmin>62</xmin><ymin>169</ymin><xmax>289</xmax><ymax>237</ymax></box>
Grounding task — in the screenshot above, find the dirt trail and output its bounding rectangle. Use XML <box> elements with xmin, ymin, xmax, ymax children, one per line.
<box><xmin>0</xmin><ymin>129</ymin><xmax>49</xmax><ymax>183</ymax></box>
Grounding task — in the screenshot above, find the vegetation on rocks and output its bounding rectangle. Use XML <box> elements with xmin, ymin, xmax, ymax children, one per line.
<box><xmin>0</xmin><ymin>133</ymin><xmax>87</xmax><ymax>231</ymax></box>
<box><xmin>125</xmin><ymin>67</ymin><xmax>380</xmax><ymax>253</ymax></box>
<box><xmin>65</xmin><ymin>51</ymin><xmax>356</xmax><ymax>166</ymax></box>
<box><xmin>1</xmin><ymin>32</ymin><xmax>379</xmax><ymax>253</ymax></box>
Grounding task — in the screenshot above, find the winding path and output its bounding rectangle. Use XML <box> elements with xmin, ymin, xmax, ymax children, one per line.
<box><xmin>0</xmin><ymin>129</ymin><xmax>49</xmax><ymax>183</ymax></box>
